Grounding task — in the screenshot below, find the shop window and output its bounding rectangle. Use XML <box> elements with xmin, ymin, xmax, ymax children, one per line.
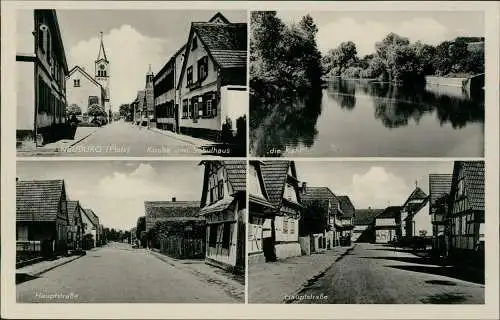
<box><xmin>222</xmin><ymin>223</ymin><xmax>231</xmax><ymax>249</ymax></box>
<box><xmin>209</xmin><ymin>225</ymin><xmax>217</xmax><ymax>247</ymax></box>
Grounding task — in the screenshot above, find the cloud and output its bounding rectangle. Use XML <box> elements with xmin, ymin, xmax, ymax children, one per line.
<box><xmin>67</xmin><ymin>25</ymin><xmax>167</xmax><ymax>111</ymax></box>
<box><xmin>75</xmin><ymin>163</ymin><xmax>176</xmax><ymax>230</ymax></box>
<box><xmin>350</xmin><ymin>167</ymin><xmax>409</xmax><ymax>209</ymax></box>
<box><xmin>316</xmin><ymin>17</ymin><xmax>449</xmax><ymax>56</ymax></box>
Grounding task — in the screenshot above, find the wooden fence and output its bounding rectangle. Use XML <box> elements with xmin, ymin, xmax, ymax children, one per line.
<box><xmin>159</xmin><ymin>235</ymin><xmax>205</xmax><ymax>259</ymax></box>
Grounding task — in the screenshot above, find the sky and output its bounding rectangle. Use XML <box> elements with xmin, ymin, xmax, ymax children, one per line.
<box><xmin>294</xmin><ymin>161</ymin><xmax>454</xmax><ymax>210</ymax></box>
<box><xmin>277</xmin><ymin>11</ymin><xmax>484</xmax><ymax>56</ymax></box>
<box><xmin>54</xmin><ymin>10</ymin><xmax>246</xmax><ymax>111</ymax></box>
<box><xmin>17</xmin><ymin>161</ymin><xmax>204</xmax><ymax>230</ymax></box>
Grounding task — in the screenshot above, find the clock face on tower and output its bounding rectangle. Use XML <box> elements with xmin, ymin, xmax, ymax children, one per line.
<box><xmin>99</xmin><ymin>64</ymin><xmax>106</xmax><ymax>70</ymax></box>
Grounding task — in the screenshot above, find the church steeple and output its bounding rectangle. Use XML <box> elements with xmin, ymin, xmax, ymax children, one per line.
<box><xmin>96</xmin><ymin>31</ymin><xmax>108</xmax><ymax>62</ymax></box>
<box><xmin>146</xmin><ymin>64</ymin><xmax>154</xmax><ymax>88</ymax></box>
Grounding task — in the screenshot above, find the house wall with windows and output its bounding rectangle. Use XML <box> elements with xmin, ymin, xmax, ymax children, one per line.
<box><xmin>179</xmin><ymin>34</ymin><xmax>221</xmax><ymax>136</ymax></box>
<box><xmin>66</xmin><ymin>67</ymin><xmax>105</xmax><ymax>115</ymax></box>
<box><xmin>201</xmin><ymin>161</ymin><xmax>246</xmax><ymax>272</ymax></box>
<box><xmin>154</xmin><ymin>58</ymin><xmax>176</xmax><ymax>131</ymax></box>
<box><xmin>16</xmin><ymin>10</ymin><xmax>68</xmax><ymax>147</ymax></box>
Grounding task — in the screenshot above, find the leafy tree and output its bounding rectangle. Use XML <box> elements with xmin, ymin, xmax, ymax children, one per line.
<box><xmin>300</xmin><ymin>200</ymin><xmax>329</xmax><ymax>237</ymax></box>
<box><xmin>88</xmin><ymin>104</ymin><xmax>106</xmax><ymax>117</ymax></box>
<box><xmin>323</xmin><ymin>41</ymin><xmax>358</xmax><ymax>77</ymax></box>
<box><xmin>66</xmin><ymin>104</ymin><xmax>82</xmax><ymax>116</ymax></box>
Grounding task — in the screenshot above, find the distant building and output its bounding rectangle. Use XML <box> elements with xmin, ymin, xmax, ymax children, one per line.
<box><xmin>16</xmin><ymin>179</ymin><xmax>69</xmax><ymax>255</ymax></box>
<box><xmin>81</xmin><ymin>208</ymin><xmax>100</xmax><ymax>248</ymax></box>
<box><xmin>16</xmin><ymin>9</ymin><xmax>69</xmax><ymax>147</ymax></box>
<box><xmin>429</xmin><ymin>174</ymin><xmax>453</xmax><ymax>252</ymax></box>
<box><xmin>260</xmin><ymin>161</ymin><xmax>302</xmax><ymax>261</ymax></box>
<box><xmin>400</xmin><ymin>186</ymin><xmax>431</xmax><ymax>238</ymax></box>
<box><xmin>299</xmin><ymin>185</ymin><xmax>338</xmax><ymax>253</ymax></box>
<box><xmin>66</xmin><ymin>66</ymin><xmax>106</xmax><ymax>115</ymax></box>
<box><xmin>199</xmin><ymin>161</ymin><xmax>246</xmax><ymax>273</ymax></box>
<box><xmin>66</xmin><ymin>200</ymin><xmax>84</xmax><ymax>251</ymax></box>
<box><xmin>153</xmin><ymin>45</ymin><xmax>186</xmax><ymax>132</ymax></box>
<box><xmin>374</xmin><ymin>206</ymin><xmax>401</xmax><ymax>243</ymax></box>
<box><xmin>144</xmin><ymin>199</ymin><xmax>201</xmax><ymax>233</ymax></box>
<box><xmin>176</xmin><ymin>13</ymin><xmax>248</xmax><ymax>141</ymax></box>
<box><xmin>447</xmin><ymin>161</ymin><xmax>484</xmax><ymax>261</ymax></box>
<box><xmin>336</xmin><ymin>195</ymin><xmax>355</xmax><ymax>244</ymax></box>
<box><xmin>352</xmin><ymin>208</ymin><xmax>384</xmax><ymax>243</ymax></box>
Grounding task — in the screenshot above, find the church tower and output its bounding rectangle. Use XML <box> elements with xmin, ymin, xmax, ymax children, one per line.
<box><xmin>95</xmin><ymin>31</ymin><xmax>111</xmax><ymax>112</ymax></box>
<box><xmin>146</xmin><ymin>64</ymin><xmax>154</xmax><ymax>89</ymax></box>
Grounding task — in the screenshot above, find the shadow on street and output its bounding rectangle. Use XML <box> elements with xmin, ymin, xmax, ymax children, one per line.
<box><xmin>385</xmin><ymin>264</ymin><xmax>484</xmax><ymax>285</ymax></box>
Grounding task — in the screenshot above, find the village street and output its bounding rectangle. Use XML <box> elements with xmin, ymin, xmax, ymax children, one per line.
<box><xmin>60</xmin><ymin>120</ymin><xmax>210</xmax><ymax>157</ymax></box>
<box><xmin>16</xmin><ymin>242</ymin><xmax>240</xmax><ymax>303</ymax></box>
<box><xmin>291</xmin><ymin>243</ymin><xmax>484</xmax><ymax>304</ymax></box>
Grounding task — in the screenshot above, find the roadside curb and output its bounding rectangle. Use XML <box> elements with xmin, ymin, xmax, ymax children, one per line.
<box><xmin>18</xmin><ymin>255</ymin><xmax>84</xmax><ymax>278</ymax></box>
<box><xmin>284</xmin><ymin>245</ymin><xmax>355</xmax><ymax>304</ymax></box>
<box><xmin>65</xmin><ymin>128</ymin><xmax>99</xmax><ymax>149</ymax></box>
<box><xmin>147</xmin><ymin>127</ymin><xmax>209</xmax><ymax>147</ymax></box>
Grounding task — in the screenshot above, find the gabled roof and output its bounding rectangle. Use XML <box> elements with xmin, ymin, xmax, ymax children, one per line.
<box><xmin>260</xmin><ymin>161</ymin><xmax>291</xmax><ymax>207</ymax></box>
<box><xmin>208</xmin><ymin>12</ymin><xmax>231</xmax><ymax>24</ymax></box>
<box><xmin>429</xmin><ymin>174</ymin><xmax>453</xmax><ymax>206</ymax></box>
<box><xmin>376</xmin><ymin>206</ymin><xmax>401</xmax><ymax>219</ymax></box>
<box><xmin>16</xmin><ymin>180</ymin><xmax>66</xmax><ymax>222</ymax></box>
<box><xmin>177</xmin><ymin>21</ymin><xmax>247</xmax><ymax>89</ymax></box>
<box><xmin>67</xmin><ymin>65</ymin><xmax>104</xmax><ymax>90</ymax></box>
<box><xmin>402</xmin><ymin>186</ymin><xmax>429</xmax><ymax>213</ymax></box>
<box><xmin>145</xmin><ymin>201</ymin><xmax>201</xmax><ymax>231</ymax></box>
<box><xmin>82</xmin><ymin>208</ymin><xmax>99</xmax><ymax>227</ymax></box>
<box><xmin>337</xmin><ymin>195</ymin><xmax>355</xmax><ymax>218</ymax></box>
<box><xmin>301</xmin><ymin>187</ymin><xmax>336</xmax><ymax>202</ymax></box>
<box><xmin>454</xmin><ymin>161</ymin><xmax>485</xmax><ymax>211</ymax></box>
<box><xmin>224</xmin><ymin>160</ymin><xmax>247</xmax><ymax>193</ymax></box>
<box><xmin>354</xmin><ymin>208</ymin><xmax>384</xmax><ymax>225</ymax></box>
<box><xmin>66</xmin><ymin>200</ymin><xmax>82</xmax><ymax>226</ymax></box>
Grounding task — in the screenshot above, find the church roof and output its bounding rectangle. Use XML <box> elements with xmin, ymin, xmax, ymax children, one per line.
<box><xmin>96</xmin><ymin>32</ymin><xmax>108</xmax><ymax>62</ymax></box>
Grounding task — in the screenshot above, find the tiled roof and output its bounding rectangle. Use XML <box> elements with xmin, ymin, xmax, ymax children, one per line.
<box><xmin>354</xmin><ymin>208</ymin><xmax>384</xmax><ymax>225</ymax></box>
<box><xmin>83</xmin><ymin>208</ymin><xmax>99</xmax><ymax>228</ymax></box>
<box><xmin>461</xmin><ymin>161</ymin><xmax>485</xmax><ymax>211</ymax></box>
<box><xmin>260</xmin><ymin>161</ymin><xmax>290</xmax><ymax>206</ymax></box>
<box><xmin>193</xmin><ymin>22</ymin><xmax>247</xmax><ymax>68</ymax></box>
<box><xmin>337</xmin><ymin>195</ymin><xmax>355</xmax><ymax>218</ymax></box>
<box><xmin>199</xmin><ymin>197</ymin><xmax>235</xmax><ymax>216</ymax></box>
<box><xmin>66</xmin><ymin>200</ymin><xmax>81</xmax><ymax>226</ymax></box>
<box><xmin>402</xmin><ymin>186</ymin><xmax>429</xmax><ymax>213</ymax></box>
<box><xmin>224</xmin><ymin>160</ymin><xmax>247</xmax><ymax>193</ymax></box>
<box><xmin>429</xmin><ymin>174</ymin><xmax>452</xmax><ymax>206</ymax></box>
<box><xmin>145</xmin><ymin>201</ymin><xmax>201</xmax><ymax>231</ymax></box>
<box><xmin>301</xmin><ymin>187</ymin><xmax>336</xmax><ymax>202</ymax></box>
<box><xmin>16</xmin><ymin>180</ymin><xmax>65</xmax><ymax>222</ymax></box>
<box><xmin>377</xmin><ymin>206</ymin><xmax>401</xmax><ymax>219</ymax></box>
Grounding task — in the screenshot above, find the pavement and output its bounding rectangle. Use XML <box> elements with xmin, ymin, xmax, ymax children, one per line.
<box><xmin>248</xmin><ymin>245</ymin><xmax>354</xmax><ymax>303</ymax></box>
<box><xmin>148</xmin><ymin>249</ymin><xmax>244</xmax><ymax>302</ymax></box>
<box><xmin>16</xmin><ymin>242</ymin><xmax>241</xmax><ymax>303</ymax></box>
<box><xmin>288</xmin><ymin>243</ymin><xmax>484</xmax><ymax>304</ymax></box>
<box><xmin>16</xmin><ymin>254</ymin><xmax>84</xmax><ymax>278</ymax></box>
<box><xmin>16</xmin><ymin>120</ymin><xmax>213</xmax><ymax>157</ymax></box>
<box><xmin>148</xmin><ymin>127</ymin><xmax>212</xmax><ymax>147</ymax></box>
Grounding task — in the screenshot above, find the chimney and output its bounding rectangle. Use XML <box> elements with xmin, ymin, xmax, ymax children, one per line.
<box><xmin>172</xmin><ymin>197</ymin><xmax>176</xmax><ymax>202</ymax></box>
<box><xmin>301</xmin><ymin>182</ymin><xmax>307</xmax><ymax>193</ymax></box>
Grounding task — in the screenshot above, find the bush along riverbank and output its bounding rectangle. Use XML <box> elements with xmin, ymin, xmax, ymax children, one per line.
<box><xmin>250</xmin><ymin>11</ymin><xmax>323</xmax><ymax>104</ymax></box>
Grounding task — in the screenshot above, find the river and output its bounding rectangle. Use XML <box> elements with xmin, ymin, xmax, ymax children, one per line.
<box><xmin>250</xmin><ymin>79</ymin><xmax>484</xmax><ymax>157</ymax></box>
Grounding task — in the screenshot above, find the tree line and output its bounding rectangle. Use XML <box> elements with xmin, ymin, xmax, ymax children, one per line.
<box><xmin>322</xmin><ymin>34</ymin><xmax>484</xmax><ymax>83</ymax></box>
<box><xmin>250</xmin><ymin>11</ymin><xmax>484</xmax><ymax>98</ymax></box>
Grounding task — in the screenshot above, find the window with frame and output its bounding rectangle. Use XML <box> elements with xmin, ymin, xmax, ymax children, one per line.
<box><xmin>182</xmin><ymin>99</ymin><xmax>188</xmax><ymax>118</ymax></box>
<box><xmin>283</xmin><ymin>216</ymin><xmax>288</xmax><ymax>234</ymax></box>
<box><xmin>74</xmin><ymin>79</ymin><xmax>80</xmax><ymax>87</ymax></box>
<box><xmin>457</xmin><ymin>178</ymin><xmax>465</xmax><ymax>199</ymax></box>
<box><xmin>208</xmin><ymin>224</ymin><xmax>218</xmax><ymax>247</ymax></box>
<box><xmin>217</xmin><ymin>179</ymin><xmax>224</xmax><ymax>200</ymax></box>
<box><xmin>197</xmin><ymin>56</ymin><xmax>208</xmax><ymax>82</ymax></box>
<box><xmin>187</xmin><ymin>66</ymin><xmax>193</xmax><ymax>86</ymax></box>
<box><xmin>221</xmin><ymin>223</ymin><xmax>231</xmax><ymax>250</ymax></box>
<box><xmin>192</xmin><ymin>36</ymin><xmax>198</xmax><ymax>51</ymax></box>
<box><xmin>88</xmin><ymin>96</ymin><xmax>98</xmax><ymax>106</ymax></box>
<box><xmin>38</xmin><ymin>25</ymin><xmax>46</xmax><ymax>52</ymax></box>
<box><xmin>290</xmin><ymin>220</ymin><xmax>295</xmax><ymax>234</ymax></box>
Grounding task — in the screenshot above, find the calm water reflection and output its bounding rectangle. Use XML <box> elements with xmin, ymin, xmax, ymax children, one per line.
<box><xmin>250</xmin><ymin>79</ymin><xmax>484</xmax><ymax>157</ymax></box>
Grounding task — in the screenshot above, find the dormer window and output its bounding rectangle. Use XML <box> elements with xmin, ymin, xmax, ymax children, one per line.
<box><xmin>192</xmin><ymin>36</ymin><xmax>198</xmax><ymax>51</ymax></box>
